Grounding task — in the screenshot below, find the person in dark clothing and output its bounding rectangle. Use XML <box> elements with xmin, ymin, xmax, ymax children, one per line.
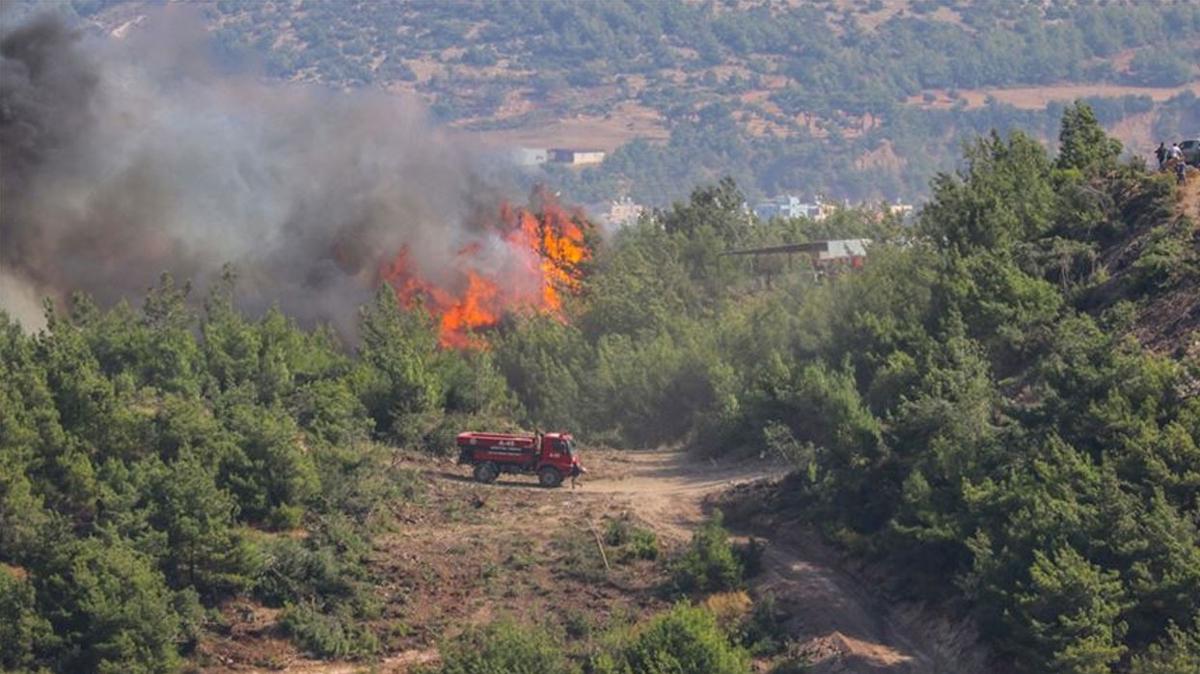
<box><xmin>1177</xmin><ymin>160</ymin><xmax>1187</xmax><ymax>185</ymax></box>
<box><xmin>1155</xmin><ymin>142</ymin><xmax>1167</xmax><ymax>169</ymax></box>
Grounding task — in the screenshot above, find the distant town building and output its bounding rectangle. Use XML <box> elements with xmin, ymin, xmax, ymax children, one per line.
<box><xmin>887</xmin><ymin>200</ymin><xmax>914</xmax><ymax>218</ymax></box>
<box><xmin>752</xmin><ymin>195</ymin><xmax>834</xmax><ymax>222</ymax></box>
<box><xmin>511</xmin><ymin>147</ymin><xmax>548</xmax><ymax>166</ymax></box>
<box><xmin>547</xmin><ymin>148</ymin><xmax>606</xmax><ymax>165</ymax></box>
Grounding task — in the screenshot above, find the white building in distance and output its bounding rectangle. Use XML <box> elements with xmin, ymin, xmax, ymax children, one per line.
<box><xmin>753</xmin><ymin>195</ymin><xmax>836</xmax><ymax>222</ymax></box>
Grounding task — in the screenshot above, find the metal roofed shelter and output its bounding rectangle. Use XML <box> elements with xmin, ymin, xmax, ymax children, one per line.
<box><xmin>722</xmin><ymin>239</ymin><xmax>872</xmax><ymax>284</ymax></box>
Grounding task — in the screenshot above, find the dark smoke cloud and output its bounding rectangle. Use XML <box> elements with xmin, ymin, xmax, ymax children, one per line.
<box><xmin>0</xmin><ymin>10</ymin><xmax>518</xmax><ymax>334</ymax></box>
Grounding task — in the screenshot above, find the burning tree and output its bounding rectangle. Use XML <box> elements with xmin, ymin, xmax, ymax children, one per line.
<box><xmin>379</xmin><ymin>187</ymin><xmax>593</xmax><ymax>348</ymax></box>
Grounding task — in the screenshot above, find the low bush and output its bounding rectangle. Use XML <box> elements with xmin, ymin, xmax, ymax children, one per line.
<box><xmin>604</xmin><ymin>518</ymin><xmax>633</xmax><ymax>547</ymax></box>
<box><xmin>590</xmin><ymin>603</ymin><xmax>750</xmax><ymax>674</ymax></box>
<box><xmin>604</xmin><ymin>517</ymin><xmax>659</xmax><ymax>562</ymax></box>
<box><xmin>702</xmin><ymin>591</ymin><xmax>753</xmax><ymax>632</ymax></box>
<box><xmin>738</xmin><ymin>593</ymin><xmax>787</xmax><ymax>656</ymax></box>
<box><xmin>624</xmin><ymin>528</ymin><xmax>660</xmax><ymax>562</ymax></box>
<box><xmin>279</xmin><ymin>601</ymin><xmax>379</xmax><ymax>659</ymax></box>
<box><xmin>562</xmin><ymin>609</ymin><xmax>592</xmax><ymax>640</ymax></box>
<box><xmin>253</xmin><ymin>529</ymin><xmax>381</xmax><ymax>656</ymax></box>
<box><xmin>254</xmin><ymin>537</ymin><xmax>355</xmax><ymax>608</ymax></box>
<box><xmin>671</xmin><ymin>511</ymin><xmax>743</xmax><ymax>593</ymax></box>
<box><xmin>1131</xmin><ymin>225</ymin><xmax>1189</xmax><ymax>290</ymax></box>
<box><xmin>437</xmin><ymin>618</ymin><xmax>578</xmax><ymax>674</ymax></box>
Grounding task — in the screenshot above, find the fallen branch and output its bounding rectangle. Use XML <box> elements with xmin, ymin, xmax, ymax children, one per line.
<box><xmin>588</xmin><ymin>521</ymin><xmax>611</xmax><ymax>571</ymax></box>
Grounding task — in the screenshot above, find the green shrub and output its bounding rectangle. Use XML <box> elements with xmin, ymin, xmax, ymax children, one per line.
<box><xmin>605</xmin><ymin>518</ymin><xmax>633</xmax><ymax>547</ymax></box>
<box><xmin>604</xmin><ymin>517</ymin><xmax>659</xmax><ymax>562</ymax></box>
<box><xmin>671</xmin><ymin>512</ymin><xmax>743</xmax><ymax>594</ymax></box>
<box><xmin>310</xmin><ymin>443</ymin><xmax>422</xmax><ymax>521</ymax></box>
<box><xmin>591</xmin><ymin>603</ymin><xmax>751</xmax><ymax>674</ymax></box>
<box><xmin>624</xmin><ymin>528</ymin><xmax>660</xmax><ymax>562</ymax></box>
<box><xmin>252</xmin><ymin>524</ymin><xmax>380</xmax><ymax>661</ymax></box>
<box><xmin>438</xmin><ymin>618</ymin><xmax>578</xmax><ymax>674</ymax></box>
<box><xmin>279</xmin><ymin>601</ymin><xmax>379</xmax><ymax>659</ymax></box>
<box><xmin>738</xmin><ymin>594</ymin><xmax>787</xmax><ymax>656</ymax></box>
<box><xmin>1131</xmin><ymin>225</ymin><xmax>1189</xmax><ymax>290</ymax></box>
<box><xmin>254</xmin><ymin>533</ymin><xmax>377</xmax><ymax>617</ymax></box>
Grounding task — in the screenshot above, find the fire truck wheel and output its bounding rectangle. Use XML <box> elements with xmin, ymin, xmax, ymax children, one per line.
<box><xmin>538</xmin><ymin>466</ymin><xmax>563</xmax><ymax>488</ymax></box>
<box><xmin>474</xmin><ymin>462</ymin><xmax>499</xmax><ymax>484</ymax></box>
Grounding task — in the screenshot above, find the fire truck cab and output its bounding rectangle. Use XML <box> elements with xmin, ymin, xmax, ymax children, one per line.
<box><xmin>456</xmin><ymin>431</ymin><xmax>582</xmax><ymax>488</ymax></box>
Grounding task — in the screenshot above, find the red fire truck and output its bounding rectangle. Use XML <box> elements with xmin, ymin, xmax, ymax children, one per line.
<box><xmin>456</xmin><ymin>431</ymin><xmax>583</xmax><ymax>487</ymax></box>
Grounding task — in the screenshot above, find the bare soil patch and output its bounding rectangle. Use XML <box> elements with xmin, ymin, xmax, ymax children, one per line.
<box><xmin>461</xmin><ymin>102</ymin><xmax>669</xmax><ymax>154</ymax></box>
<box><xmin>717</xmin><ymin>480</ymin><xmax>994</xmax><ymax>674</ymax></box>
<box><xmin>909</xmin><ymin>82</ymin><xmax>1200</xmax><ymax>111</ymax></box>
<box><xmin>199</xmin><ymin>449</ymin><xmax>988</xmax><ymax>673</ymax></box>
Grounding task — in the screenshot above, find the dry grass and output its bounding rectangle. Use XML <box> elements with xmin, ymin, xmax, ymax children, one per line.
<box><xmin>195</xmin><ymin>451</ymin><xmax>675</xmax><ymax>673</ymax></box>
<box><xmin>462</xmin><ymin>102</ymin><xmax>669</xmax><ymax>153</ymax></box>
<box><xmin>908</xmin><ymin>82</ymin><xmax>1200</xmax><ymax>111</ymax></box>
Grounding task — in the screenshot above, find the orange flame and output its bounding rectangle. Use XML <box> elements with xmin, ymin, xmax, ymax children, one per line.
<box><xmin>380</xmin><ymin>188</ymin><xmax>591</xmax><ymax>348</ymax></box>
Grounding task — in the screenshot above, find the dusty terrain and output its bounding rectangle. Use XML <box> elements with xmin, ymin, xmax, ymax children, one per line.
<box><xmin>201</xmin><ymin>449</ymin><xmax>989</xmax><ymax>673</ymax></box>
<box><xmin>585</xmin><ymin>452</ymin><xmax>989</xmax><ymax>673</ymax></box>
<box><xmin>460</xmin><ymin>102</ymin><xmax>670</xmax><ymax>155</ymax></box>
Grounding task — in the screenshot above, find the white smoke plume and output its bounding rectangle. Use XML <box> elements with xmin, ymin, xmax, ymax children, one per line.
<box><xmin>0</xmin><ymin>9</ymin><xmax>517</xmax><ymax>335</ymax></box>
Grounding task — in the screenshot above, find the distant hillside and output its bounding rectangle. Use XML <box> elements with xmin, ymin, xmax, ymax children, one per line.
<box><xmin>24</xmin><ymin>0</ymin><xmax>1200</xmax><ymax>205</ymax></box>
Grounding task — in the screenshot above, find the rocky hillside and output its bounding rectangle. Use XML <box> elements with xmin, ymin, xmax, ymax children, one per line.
<box><xmin>21</xmin><ymin>0</ymin><xmax>1200</xmax><ymax>205</ymax></box>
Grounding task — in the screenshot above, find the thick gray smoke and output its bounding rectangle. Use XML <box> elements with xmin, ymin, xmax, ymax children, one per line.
<box><xmin>0</xmin><ymin>10</ymin><xmax>521</xmax><ymax>334</ymax></box>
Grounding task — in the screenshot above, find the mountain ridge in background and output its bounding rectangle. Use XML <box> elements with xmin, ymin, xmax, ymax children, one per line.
<box><xmin>12</xmin><ymin>0</ymin><xmax>1198</xmax><ymax>208</ymax></box>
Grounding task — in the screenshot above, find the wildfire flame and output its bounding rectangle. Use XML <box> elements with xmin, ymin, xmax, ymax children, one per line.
<box><xmin>380</xmin><ymin>188</ymin><xmax>591</xmax><ymax>348</ymax></box>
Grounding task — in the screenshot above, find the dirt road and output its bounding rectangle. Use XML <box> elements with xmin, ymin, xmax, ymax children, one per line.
<box><xmin>234</xmin><ymin>450</ymin><xmax>984</xmax><ymax>674</ymax></box>
<box><xmin>574</xmin><ymin>449</ymin><xmax>781</xmax><ymax>540</ymax></box>
<box><xmin>575</xmin><ymin>450</ymin><xmax>986</xmax><ymax>674</ymax></box>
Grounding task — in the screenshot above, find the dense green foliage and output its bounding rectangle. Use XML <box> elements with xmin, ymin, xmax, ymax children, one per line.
<box><xmin>0</xmin><ymin>273</ymin><xmax>447</xmax><ymax>671</ymax></box>
<box><xmin>2</xmin><ymin>101</ymin><xmax>1197</xmax><ymax>672</ymax></box>
<box><xmin>436</xmin><ymin>619</ymin><xmax>579</xmax><ymax>674</ymax></box>
<box><xmin>180</xmin><ymin>0</ymin><xmax>1200</xmax><ymax>106</ymax></box>
<box><xmin>592</xmin><ymin>604</ymin><xmax>752</xmax><ymax>674</ymax></box>
<box><xmin>671</xmin><ymin>512</ymin><xmax>745</xmax><ymax>595</ymax></box>
<box><xmin>495</xmin><ymin>102</ymin><xmax>1200</xmax><ymax>671</ymax></box>
<box><xmin>429</xmin><ymin>604</ymin><xmax>751</xmax><ymax>674</ymax></box>
<box><xmin>605</xmin><ymin>517</ymin><xmax>660</xmax><ymax>563</ymax></box>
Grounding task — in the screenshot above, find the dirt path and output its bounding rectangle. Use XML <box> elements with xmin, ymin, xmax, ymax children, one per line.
<box><xmin>574</xmin><ymin>450</ymin><xmax>980</xmax><ymax>674</ymax></box>
<box><xmin>574</xmin><ymin>449</ymin><xmax>782</xmax><ymax>540</ymax></box>
<box><xmin>240</xmin><ymin>450</ymin><xmax>981</xmax><ymax>673</ymax></box>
